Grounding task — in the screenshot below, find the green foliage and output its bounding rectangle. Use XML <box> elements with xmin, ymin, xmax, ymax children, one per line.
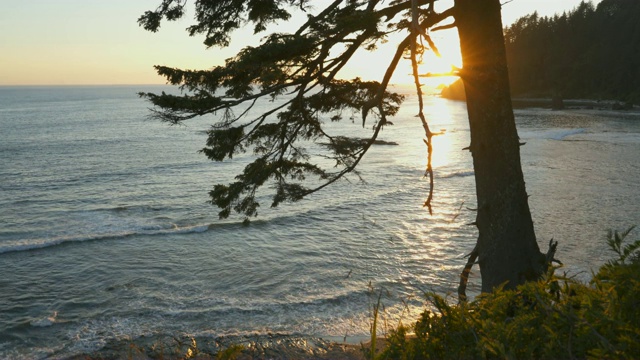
<box><xmin>139</xmin><ymin>1</ymin><xmax>452</xmax><ymax>221</ymax></box>
<box><xmin>605</xmin><ymin>226</ymin><xmax>639</xmax><ymax>265</ymax></box>
<box><xmin>138</xmin><ymin>0</ymin><xmax>300</xmax><ymax>47</ymax></box>
<box><xmin>382</xmin><ymin>227</ymin><xmax>640</xmax><ymax>359</ymax></box>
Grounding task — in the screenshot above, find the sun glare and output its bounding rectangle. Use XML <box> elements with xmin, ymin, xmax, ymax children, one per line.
<box><xmin>339</xmin><ymin>28</ymin><xmax>462</xmax><ymax>87</ymax></box>
<box><xmin>426</xmin><ymin>99</ymin><xmax>458</xmax><ymax>169</ymax></box>
<box><xmin>416</xmin><ymin>33</ymin><xmax>463</xmax><ymax>87</ymax></box>
<box><xmin>395</xmin><ymin>30</ymin><xmax>463</xmax><ymax>87</ymax></box>
<box><xmin>429</xmin><ymin>129</ymin><xmax>454</xmax><ymax>168</ymax></box>
<box><xmin>398</xmin><ymin>94</ymin><xmax>459</xmax><ymax>173</ymax></box>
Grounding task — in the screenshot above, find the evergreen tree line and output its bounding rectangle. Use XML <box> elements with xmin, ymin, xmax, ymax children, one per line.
<box><xmin>503</xmin><ymin>0</ymin><xmax>640</xmax><ymax>103</ymax></box>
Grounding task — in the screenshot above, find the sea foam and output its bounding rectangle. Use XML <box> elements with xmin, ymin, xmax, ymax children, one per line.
<box><xmin>30</xmin><ymin>311</ymin><xmax>58</xmax><ymax>328</ymax></box>
<box><xmin>0</xmin><ymin>224</ymin><xmax>212</xmax><ymax>254</ymax></box>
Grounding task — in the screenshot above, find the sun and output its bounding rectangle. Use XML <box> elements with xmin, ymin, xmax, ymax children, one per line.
<box><xmin>336</xmin><ymin>28</ymin><xmax>462</xmax><ymax>87</ymax></box>
<box><xmin>392</xmin><ymin>29</ymin><xmax>463</xmax><ymax>87</ymax></box>
<box><xmin>389</xmin><ymin>50</ymin><xmax>460</xmax><ymax>87</ymax></box>
<box><xmin>418</xmin><ymin>55</ymin><xmax>460</xmax><ymax>87</ymax></box>
<box><xmin>424</xmin><ymin>51</ymin><xmax>458</xmax><ymax>75</ymax></box>
<box><xmin>416</xmin><ymin>31</ymin><xmax>463</xmax><ymax>87</ymax></box>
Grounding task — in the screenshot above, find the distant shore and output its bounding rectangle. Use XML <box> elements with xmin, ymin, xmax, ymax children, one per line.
<box><xmin>440</xmin><ymin>79</ymin><xmax>638</xmax><ymax>111</ymax></box>
<box><xmin>511</xmin><ymin>97</ymin><xmax>637</xmax><ymax>111</ymax></box>
<box><xmin>441</xmin><ymin>92</ymin><xmax>639</xmax><ymax>112</ymax></box>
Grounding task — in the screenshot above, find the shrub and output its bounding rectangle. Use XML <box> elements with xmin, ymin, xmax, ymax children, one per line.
<box><xmin>382</xmin><ymin>227</ymin><xmax>640</xmax><ymax>360</ymax></box>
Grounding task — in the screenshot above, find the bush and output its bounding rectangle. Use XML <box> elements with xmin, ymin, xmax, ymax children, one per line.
<box><xmin>382</xmin><ymin>227</ymin><xmax>640</xmax><ymax>360</ymax></box>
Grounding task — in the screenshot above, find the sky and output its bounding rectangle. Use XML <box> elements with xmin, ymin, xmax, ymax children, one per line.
<box><xmin>0</xmin><ymin>0</ymin><xmax>601</xmax><ymax>86</ymax></box>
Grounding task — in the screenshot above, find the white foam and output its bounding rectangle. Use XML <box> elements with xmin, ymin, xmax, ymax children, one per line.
<box><xmin>548</xmin><ymin>128</ymin><xmax>586</xmax><ymax>140</ymax></box>
<box><xmin>30</xmin><ymin>311</ymin><xmax>58</xmax><ymax>327</ymax></box>
<box><xmin>0</xmin><ymin>223</ymin><xmax>213</xmax><ymax>254</ymax></box>
<box><xmin>439</xmin><ymin>170</ymin><xmax>474</xmax><ymax>179</ymax></box>
<box><xmin>521</xmin><ymin>128</ymin><xmax>586</xmax><ymax>140</ymax></box>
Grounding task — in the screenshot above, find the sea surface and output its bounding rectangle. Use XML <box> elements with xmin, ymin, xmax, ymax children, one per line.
<box><xmin>1</xmin><ymin>85</ymin><xmax>639</xmax><ymax>359</ymax></box>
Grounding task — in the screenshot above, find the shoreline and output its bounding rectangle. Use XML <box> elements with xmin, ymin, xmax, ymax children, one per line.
<box><xmin>65</xmin><ymin>333</ymin><xmax>378</xmax><ymax>360</ymax></box>
<box><xmin>441</xmin><ymin>94</ymin><xmax>639</xmax><ymax>112</ymax></box>
<box><xmin>439</xmin><ymin>80</ymin><xmax>638</xmax><ymax>111</ymax></box>
<box><xmin>511</xmin><ymin>97</ymin><xmax>637</xmax><ymax>111</ymax></box>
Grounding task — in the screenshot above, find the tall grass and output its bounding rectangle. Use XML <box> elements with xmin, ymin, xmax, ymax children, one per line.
<box><xmin>365</xmin><ymin>288</ymin><xmax>384</xmax><ymax>360</ymax></box>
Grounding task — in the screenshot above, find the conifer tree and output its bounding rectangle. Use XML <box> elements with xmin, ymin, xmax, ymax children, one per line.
<box><xmin>139</xmin><ymin>0</ymin><xmax>552</xmax><ymax>294</ymax></box>
<box><xmin>504</xmin><ymin>0</ymin><xmax>640</xmax><ymax>103</ymax></box>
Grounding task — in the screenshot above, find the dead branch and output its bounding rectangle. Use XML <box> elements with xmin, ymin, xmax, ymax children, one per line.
<box><xmin>458</xmin><ymin>246</ymin><xmax>479</xmax><ymax>303</ymax></box>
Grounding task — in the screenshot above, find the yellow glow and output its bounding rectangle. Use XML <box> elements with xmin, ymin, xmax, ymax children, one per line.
<box><xmin>417</xmin><ymin>30</ymin><xmax>463</xmax><ymax>87</ymax></box>
<box><xmin>390</xmin><ymin>54</ymin><xmax>460</xmax><ymax>87</ymax></box>
<box><xmin>397</xmin><ymin>95</ymin><xmax>458</xmax><ymax>173</ymax></box>
<box><xmin>430</xmin><ymin>131</ymin><xmax>453</xmax><ymax>168</ymax></box>
<box><xmin>0</xmin><ymin>1</ymin><xmax>599</xmax><ymax>85</ymax></box>
<box><xmin>394</xmin><ymin>30</ymin><xmax>462</xmax><ymax>86</ymax></box>
<box><xmin>426</xmin><ymin>98</ymin><xmax>458</xmax><ymax>169</ymax></box>
<box><xmin>336</xmin><ymin>28</ymin><xmax>463</xmax><ymax>86</ymax></box>
<box><xmin>423</xmin><ymin>53</ymin><xmax>457</xmax><ymax>75</ymax></box>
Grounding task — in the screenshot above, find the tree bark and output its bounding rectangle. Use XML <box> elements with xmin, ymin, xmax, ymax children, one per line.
<box><xmin>455</xmin><ymin>0</ymin><xmax>546</xmax><ymax>292</ymax></box>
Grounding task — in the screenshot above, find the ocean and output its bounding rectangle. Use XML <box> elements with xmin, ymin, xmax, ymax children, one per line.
<box><xmin>1</xmin><ymin>85</ymin><xmax>639</xmax><ymax>358</ymax></box>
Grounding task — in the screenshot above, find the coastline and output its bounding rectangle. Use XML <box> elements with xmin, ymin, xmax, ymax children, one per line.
<box><xmin>511</xmin><ymin>97</ymin><xmax>637</xmax><ymax>111</ymax></box>
<box><xmin>440</xmin><ymin>79</ymin><xmax>638</xmax><ymax>111</ymax></box>
<box><xmin>441</xmin><ymin>94</ymin><xmax>638</xmax><ymax>112</ymax></box>
<box><xmin>65</xmin><ymin>333</ymin><xmax>378</xmax><ymax>360</ymax></box>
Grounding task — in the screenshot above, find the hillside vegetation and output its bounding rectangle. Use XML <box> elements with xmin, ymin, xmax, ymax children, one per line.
<box><xmin>504</xmin><ymin>0</ymin><xmax>640</xmax><ymax>103</ymax></box>
<box><xmin>443</xmin><ymin>0</ymin><xmax>640</xmax><ymax>104</ymax></box>
<box><xmin>381</xmin><ymin>227</ymin><xmax>640</xmax><ymax>359</ymax></box>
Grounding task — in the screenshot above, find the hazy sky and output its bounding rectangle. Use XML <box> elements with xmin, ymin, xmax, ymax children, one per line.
<box><xmin>0</xmin><ymin>0</ymin><xmax>600</xmax><ymax>85</ymax></box>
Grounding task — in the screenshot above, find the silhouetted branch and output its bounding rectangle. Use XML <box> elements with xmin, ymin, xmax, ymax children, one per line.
<box><xmin>458</xmin><ymin>246</ymin><xmax>479</xmax><ymax>303</ymax></box>
<box><xmin>545</xmin><ymin>239</ymin><xmax>562</xmax><ymax>268</ymax></box>
<box><xmin>432</xmin><ymin>22</ymin><xmax>457</xmax><ymax>32</ymax></box>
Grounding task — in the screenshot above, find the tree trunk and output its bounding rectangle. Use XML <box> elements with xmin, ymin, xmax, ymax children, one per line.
<box><xmin>455</xmin><ymin>0</ymin><xmax>546</xmax><ymax>292</ymax></box>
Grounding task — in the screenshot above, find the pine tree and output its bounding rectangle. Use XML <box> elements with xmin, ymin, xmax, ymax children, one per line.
<box><xmin>139</xmin><ymin>0</ymin><xmax>551</xmax><ymax>294</ymax></box>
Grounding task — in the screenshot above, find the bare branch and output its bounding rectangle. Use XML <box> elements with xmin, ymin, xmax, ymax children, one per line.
<box><xmin>458</xmin><ymin>246</ymin><xmax>479</xmax><ymax>303</ymax></box>
<box><xmin>432</xmin><ymin>22</ymin><xmax>457</xmax><ymax>31</ymax></box>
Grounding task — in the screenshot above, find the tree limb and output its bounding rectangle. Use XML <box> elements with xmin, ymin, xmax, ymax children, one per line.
<box><xmin>458</xmin><ymin>246</ymin><xmax>479</xmax><ymax>303</ymax></box>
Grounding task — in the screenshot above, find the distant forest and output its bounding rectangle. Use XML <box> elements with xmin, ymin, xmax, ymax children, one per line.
<box><xmin>504</xmin><ymin>0</ymin><xmax>640</xmax><ymax>103</ymax></box>
<box><xmin>443</xmin><ymin>0</ymin><xmax>640</xmax><ymax>103</ymax></box>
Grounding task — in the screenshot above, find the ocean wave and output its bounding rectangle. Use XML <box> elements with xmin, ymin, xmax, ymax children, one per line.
<box><xmin>521</xmin><ymin>128</ymin><xmax>586</xmax><ymax>141</ymax></box>
<box><xmin>109</xmin><ymin>204</ymin><xmax>165</xmax><ymax>213</ymax></box>
<box><xmin>549</xmin><ymin>128</ymin><xmax>586</xmax><ymax>140</ymax></box>
<box><xmin>439</xmin><ymin>170</ymin><xmax>474</xmax><ymax>179</ymax></box>
<box><xmin>0</xmin><ymin>223</ymin><xmax>214</xmax><ymax>255</ymax></box>
<box><xmin>45</xmin><ymin>289</ymin><xmax>374</xmax><ymax>357</ymax></box>
<box><xmin>30</xmin><ymin>311</ymin><xmax>58</xmax><ymax>328</ymax></box>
